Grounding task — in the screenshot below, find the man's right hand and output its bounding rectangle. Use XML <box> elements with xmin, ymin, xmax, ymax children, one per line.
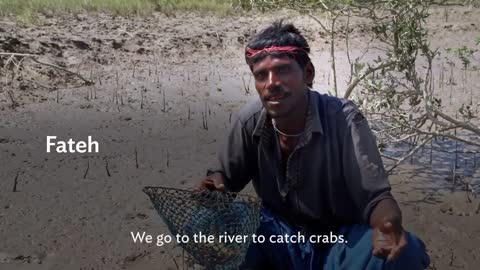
<box><xmin>194</xmin><ymin>172</ymin><xmax>226</xmax><ymax>192</ymax></box>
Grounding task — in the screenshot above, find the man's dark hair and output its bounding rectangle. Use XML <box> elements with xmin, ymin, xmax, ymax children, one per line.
<box><xmin>245</xmin><ymin>21</ymin><xmax>311</xmax><ymax>70</ymax></box>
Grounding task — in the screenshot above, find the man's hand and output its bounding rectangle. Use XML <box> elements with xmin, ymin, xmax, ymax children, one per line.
<box><xmin>372</xmin><ymin>221</ymin><xmax>408</xmax><ymax>261</ymax></box>
<box><xmin>194</xmin><ymin>172</ymin><xmax>226</xmax><ymax>192</ymax></box>
<box><xmin>370</xmin><ymin>199</ymin><xmax>407</xmax><ymax>261</ymax></box>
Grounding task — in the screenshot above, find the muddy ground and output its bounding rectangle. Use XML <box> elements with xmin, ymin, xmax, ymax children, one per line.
<box><xmin>0</xmin><ymin>6</ymin><xmax>479</xmax><ymax>270</ymax></box>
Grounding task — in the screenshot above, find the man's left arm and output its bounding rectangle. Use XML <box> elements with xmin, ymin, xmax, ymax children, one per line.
<box><xmin>341</xmin><ymin>101</ymin><xmax>407</xmax><ymax>260</ymax></box>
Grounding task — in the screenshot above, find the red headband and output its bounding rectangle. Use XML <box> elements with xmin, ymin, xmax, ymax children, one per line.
<box><xmin>245</xmin><ymin>46</ymin><xmax>307</xmax><ymax>59</ymax></box>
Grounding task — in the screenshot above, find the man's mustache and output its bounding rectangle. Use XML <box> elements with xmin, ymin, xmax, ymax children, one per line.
<box><xmin>264</xmin><ymin>87</ymin><xmax>290</xmax><ymax>101</ymax></box>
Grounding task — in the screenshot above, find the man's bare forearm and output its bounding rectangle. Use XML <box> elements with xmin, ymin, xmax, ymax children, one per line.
<box><xmin>369</xmin><ymin>198</ymin><xmax>402</xmax><ymax>228</ymax></box>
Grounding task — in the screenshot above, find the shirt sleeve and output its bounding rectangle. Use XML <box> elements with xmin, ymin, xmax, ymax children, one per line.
<box><xmin>207</xmin><ymin>117</ymin><xmax>254</xmax><ymax>192</ymax></box>
<box><xmin>341</xmin><ymin>101</ymin><xmax>395</xmax><ymax>223</ymax></box>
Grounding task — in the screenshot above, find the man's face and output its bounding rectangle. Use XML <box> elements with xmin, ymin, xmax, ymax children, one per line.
<box><xmin>251</xmin><ymin>55</ymin><xmax>312</xmax><ymax>119</ymax></box>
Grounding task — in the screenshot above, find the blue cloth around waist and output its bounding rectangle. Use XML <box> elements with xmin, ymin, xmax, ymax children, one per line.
<box><xmin>241</xmin><ymin>208</ymin><xmax>430</xmax><ymax>270</ymax></box>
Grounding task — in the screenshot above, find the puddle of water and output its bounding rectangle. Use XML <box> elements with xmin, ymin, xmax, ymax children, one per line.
<box><xmin>382</xmin><ymin>133</ymin><xmax>480</xmax><ymax>190</ymax></box>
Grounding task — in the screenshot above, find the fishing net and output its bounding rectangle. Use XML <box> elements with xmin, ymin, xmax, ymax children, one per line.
<box><xmin>143</xmin><ymin>186</ymin><xmax>261</xmax><ymax>270</ymax></box>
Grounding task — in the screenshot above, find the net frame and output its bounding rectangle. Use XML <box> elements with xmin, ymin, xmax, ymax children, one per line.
<box><xmin>143</xmin><ymin>186</ymin><xmax>261</xmax><ymax>270</ymax></box>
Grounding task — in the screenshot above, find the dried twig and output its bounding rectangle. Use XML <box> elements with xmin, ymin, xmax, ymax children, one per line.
<box><xmin>460</xmin><ymin>177</ymin><xmax>476</xmax><ymax>201</ymax></box>
<box><xmin>104</xmin><ymin>157</ymin><xmax>111</xmax><ymax>177</ymax></box>
<box><xmin>166</xmin><ymin>150</ymin><xmax>170</xmax><ymax>168</ymax></box>
<box><xmin>135</xmin><ymin>147</ymin><xmax>139</xmax><ymax>169</ymax></box>
<box><xmin>381</xmin><ymin>153</ymin><xmax>400</xmax><ymax>162</ymax></box>
<box><xmin>449</xmin><ymin>248</ymin><xmax>455</xmax><ymax>266</ymax></box>
<box><xmin>202</xmin><ymin>112</ymin><xmax>208</xmax><ymax>130</ymax></box>
<box><xmin>140</xmin><ymin>87</ymin><xmax>144</xmax><ymax>109</ymax></box>
<box><xmin>12</xmin><ymin>170</ymin><xmax>20</xmax><ymax>192</ymax></box>
<box><xmin>162</xmin><ymin>89</ymin><xmax>166</xmax><ymax>112</ymax></box>
<box><xmin>387</xmin><ymin>136</ymin><xmax>433</xmax><ymax>174</ymax></box>
<box><xmin>164</xmin><ymin>247</ymin><xmax>180</xmax><ymax>270</ymax></box>
<box><xmin>0</xmin><ymin>52</ymin><xmax>37</xmax><ymax>58</ymax></box>
<box><xmin>0</xmin><ymin>52</ymin><xmax>94</xmax><ymax>85</ymax></box>
<box><xmin>344</xmin><ymin>61</ymin><xmax>397</xmax><ymax>99</ymax></box>
<box><xmin>307</xmin><ymin>13</ymin><xmax>329</xmax><ymax>33</ymax></box>
<box><xmin>202</xmin><ymin>101</ymin><xmax>209</xmax><ymax>130</ymax></box>
<box><xmin>23</xmin><ymin>78</ymin><xmax>52</xmax><ymax>91</ymax></box>
<box><xmin>6</xmin><ymin>90</ymin><xmax>18</xmax><ymax>108</ymax></box>
<box><xmin>241</xmin><ymin>76</ymin><xmax>250</xmax><ymax>94</ymax></box>
<box><xmin>83</xmin><ymin>159</ymin><xmax>90</xmax><ymax>179</ymax></box>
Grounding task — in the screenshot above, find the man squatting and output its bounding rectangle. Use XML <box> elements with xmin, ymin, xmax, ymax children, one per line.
<box><xmin>196</xmin><ymin>21</ymin><xmax>431</xmax><ymax>270</ymax></box>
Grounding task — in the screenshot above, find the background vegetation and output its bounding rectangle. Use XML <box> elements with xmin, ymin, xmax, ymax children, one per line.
<box><xmin>0</xmin><ymin>0</ymin><xmax>232</xmax><ymax>19</ymax></box>
<box><xmin>1</xmin><ymin>0</ymin><xmax>479</xmax><ymax>20</ymax></box>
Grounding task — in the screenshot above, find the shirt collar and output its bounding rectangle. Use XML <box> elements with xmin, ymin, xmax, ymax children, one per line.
<box><xmin>308</xmin><ymin>90</ymin><xmax>324</xmax><ymax>134</ymax></box>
